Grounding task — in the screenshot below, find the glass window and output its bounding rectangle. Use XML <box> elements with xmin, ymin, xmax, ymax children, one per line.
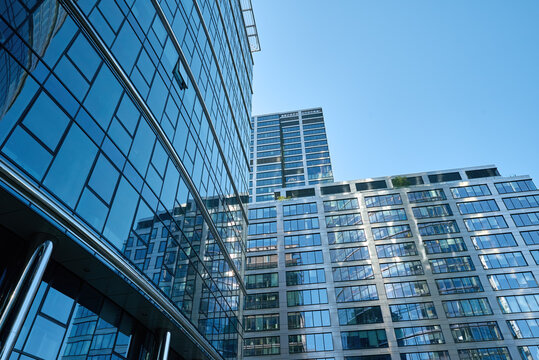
<box><xmin>503</xmin><ymin>195</ymin><xmax>539</xmax><ymax>210</ymax></box>
<box><xmin>380</xmin><ymin>260</ymin><xmax>424</xmax><ymax>277</ymax></box>
<box><xmin>479</xmin><ymin>251</ymin><xmax>527</xmax><ymax>269</ymax></box>
<box><xmin>418</xmin><ymin>220</ymin><xmax>459</xmax><ymax>236</ymax></box>
<box><xmin>458</xmin><ymin>348</ymin><xmax>511</xmax><ymax>360</ymax></box>
<box><xmin>412</xmin><ymin>204</ymin><xmax>452</xmax><ymax>219</ymax></box>
<box><xmin>436</xmin><ymin>276</ymin><xmax>483</xmax><ymax>294</ymax></box>
<box><xmin>495</xmin><ymin>180</ymin><xmax>536</xmax><ymax>194</ymax></box>
<box><xmin>507</xmin><ymin>319</ymin><xmax>539</xmax><ymax>338</ymax></box>
<box><xmin>284</xmin><ymin>217</ymin><xmax>319</xmax><ymax>232</ymax></box>
<box><xmin>288</xmin><ymin>310</ymin><xmax>331</xmax><ymax>329</ymax></box>
<box><xmin>248</xmin><ymin>207</ymin><xmax>277</xmax><ymax>220</ymax></box>
<box><xmin>287</xmin><ymin>288</ymin><xmax>328</xmax><ymax>307</ymax></box>
<box><xmin>519</xmin><ymin>346</ymin><xmax>539</xmax><ymax>360</ymax></box>
<box><xmin>407</xmin><ymin>189</ymin><xmax>446</xmax><ymax>203</ymax></box>
<box><xmin>471</xmin><ymin>233</ymin><xmax>516</xmax><ymax>249</ymax></box>
<box><xmin>244</xmin><ymin>314</ymin><xmax>279</xmax><ymax>332</ymax></box>
<box><xmin>244</xmin><ymin>336</ymin><xmax>280</xmax><ymax>356</ymax></box>
<box><xmin>389</xmin><ymin>302</ymin><xmax>437</xmax><ymax>322</ymax></box>
<box><xmin>328</xmin><ymin>229</ymin><xmax>366</xmax><ymax>244</ymax></box>
<box><xmin>488</xmin><ymin>272</ymin><xmax>537</xmax><ymax>290</ymax></box>
<box><xmin>248</xmin><ymin>221</ymin><xmax>277</xmax><ymax>235</ymax></box>
<box><xmin>385</xmin><ymin>281</ymin><xmax>430</xmax><ymax>299</ymax></box>
<box><xmin>247</xmin><ymin>237</ymin><xmax>277</xmax><ymax>252</ymax></box>
<box><xmin>283</xmin><ymin>202</ymin><xmax>318</xmax><ymax>216</ymax></box>
<box><xmin>289</xmin><ymin>333</ymin><xmax>333</xmax><ymax>353</ymax></box>
<box><xmin>443</xmin><ymin>298</ymin><xmax>493</xmax><ymax>317</ymax></box>
<box><xmin>323</xmin><ymin>198</ymin><xmax>359</xmax><ymax>212</ymax></box>
<box><xmin>285</xmin><ymin>250</ymin><xmax>324</xmax><ymax>267</ymax></box>
<box><xmin>333</xmin><ymin>265</ymin><xmax>374</xmax><ymax>281</ymax></box>
<box><xmin>245</xmin><ymin>273</ymin><xmax>279</xmax><ymax>289</ymax></box>
<box><xmin>457</xmin><ymin>200</ymin><xmax>499</xmax><ymax>214</ymax></box>
<box><xmin>365</xmin><ymin>193</ymin><xmax>403</xmax><ymax>208</ymax></box>
<box><xmin>372</xmin><ymin>225</ymin><xmax>412</xmax><ymax>240</ymax></box>
<box><xmin>330</xmin><ymin>247</ymin><xmax>369</xmax><ymax>262</ymax></box>
<box><xmin>336</xmin><ymin>285</ymin><xmax>378</xmax><ymax>302</ymax></box>
<box><xmin>451</xmin><ymin>184</ymin><xmax>491</xmax><ymax>199</ymax></box>
<box><xmin>423</xmin><ymin>237</ymin><xmax>466</xmax><ymax>254</ymax></box>
<box><xmin>522</xmin><ymin>230</ymin><xmax>539</xmax><ymax>245</ymax></box>
<box><xmin>286</xmin><ymin>269</ymin><xmax>326</xmax><ymax>286</ymax></box>
<box><xmin>341</xmin><ymin>330</ymin><xmax>388</xmax><ymax>349</ymax></box>
<box><xmin>284</xmin><ymin>233</ymin><xmax>321</xmax><ymax>248</ymax></box>
<box><xmin>498</xmin><ymin>294</ymin><xmax>539</xmax><ymax>313</ymax></box>
<box><xmin>325</xmin><ymin>213</ymin><xmax>362</xmax><ymax>228</ymax></box>
<box><xmin>338</xmin><ymin>306</ymin><xmax>383</xmax><ymax>325</ymax></box>
<box><xmin>512</xmin><ymin>212</ymin><xmax>539</xmax><ymax>227</ymax></box>
<box><xmin>429</xmin><ymin>256</ymin><xmax>475</xmax><ymax>273</ymax></box>
<box><xmin>369</xmin><ymin>209</ymin><xmax>407</xmax><ymax>223</ymax></box>
<box><xmin>400</xmin><ymin>352</ymin><xmax>450</xmax><ymax>360</ymax></box>
<box><xmin>394</xmin><ymin>326</ymin><xmax>444</xmax><ymax>346</ymax></box>
<box><xmin>451</xmin><ymin>321</ymin><xmax>503</xmax><ymax>342</ymax></box>
<box><xmin>245</xmin><ymin>292</ymin><xmax>279</xmax><ymax>310</ymax></box>
<box><xmin>376</xmin><ymin>242</ymin><xmax>417</xmax><ymax>258</ymax></box>
<box><xmin>246</xmin><ymin>255</ymin><xmax>278</xmax><ymax>270</ymax></box>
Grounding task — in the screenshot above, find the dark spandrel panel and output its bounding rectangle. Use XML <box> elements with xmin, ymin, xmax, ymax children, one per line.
<box><xmin>466</xmin><ymin>168</ymin><xmax>500</xmax><ymax>179</ymax></box>
<box><xmin>321</xmin><ymin>184</ymin><xmax>350</xmax><ymax>195</ymax></box>
<box><xmin>392</xmin><ymin>176</ymin><xmax>424</xmax><ymax>187</ymax></box>
<box><xmin>286</xmin><ymin>188</ymin><xmax>315</xmax><ymax>198</ymax></box>
<box><xmin>355</xmin><ymin>180</ymin><xmax>387</xmax><ymax>191</ymax></box>
<box><xmin>428</xmin><ymin>172</ymin><xmax>462</xmax><ymax>183</ymax></box>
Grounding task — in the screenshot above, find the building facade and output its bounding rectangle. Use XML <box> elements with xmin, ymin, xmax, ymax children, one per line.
<box><xmin>244</xmin><ymin>166</ymin><xmax>539</xmax><ymax>360</ymax></box>
<box><xmin>0</xmin><ymin>0</ymin><xmax>258</xmax><ymax>359</ymax></box>
<box><xmin>250</xmin><ymin>108</ymin><xmax>334</xmax><ymax>203</ymax></box>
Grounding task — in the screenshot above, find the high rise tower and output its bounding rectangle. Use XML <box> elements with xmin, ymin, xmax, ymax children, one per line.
<box><xmin>250</xmin><ymin>108</ymin><xmax>334</xmax><ymax>203</ymax></box>
<box><xmin>0</xmin><ymin>0</ymin><xmax>259</xmax><ymax>358</ymax></box>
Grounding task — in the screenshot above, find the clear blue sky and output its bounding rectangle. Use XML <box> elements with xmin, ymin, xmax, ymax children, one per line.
<box><xmin>251</xmin><ymin>1</ymin><xmax>539</xmax><ymax>182</ymax></box>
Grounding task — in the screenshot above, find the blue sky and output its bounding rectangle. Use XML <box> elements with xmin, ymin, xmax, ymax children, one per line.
<box><xmin>251</xmin><ymin>1</ymin><xmax>539</xmax><ymax>182</ymax></box>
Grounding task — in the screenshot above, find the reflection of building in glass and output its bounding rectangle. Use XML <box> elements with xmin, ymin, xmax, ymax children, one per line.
<box><xmin>250</xmin><ymin>108</ymin><xmax>334</xmax><ymax>203</ymax></box>
<box><xmin>0</xmin><ymin>0</ymin><xmax>257</xmax><ymax>358</ymax></box>
<box><xmin>245</xmin><ymin>166</ymin><xmax>539</xmax><ymax>360</ymax></box>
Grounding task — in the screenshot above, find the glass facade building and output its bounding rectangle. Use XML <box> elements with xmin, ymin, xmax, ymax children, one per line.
<box><xmin>245</xmin><ymin>166</ymin><xmax>539</xmax><ymax>360</ymax></box>
<box><xmin>0</xmin><ymin>0</ymin><xmax>258</xmax><ymax>358</ymax></box>
<box><xmin>250</xmin><ymin>108</ymin><xmax>334</xmax><ymax>203</ymax></box>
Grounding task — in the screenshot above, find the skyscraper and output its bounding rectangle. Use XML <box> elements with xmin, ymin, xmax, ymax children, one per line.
<box><xmin>250</xmin><ymin>108</ymin><xmax>334</xmax><ymax>203</ymax></box>
<box><xmin>0</xmin><ymin>0</ymin><xmax>258</xmax><ymax>358</ymax></box>
<box><xmin>244</xmin><ymin>165</ymin><xmax>539</xmax><ymax>360</ymax></box>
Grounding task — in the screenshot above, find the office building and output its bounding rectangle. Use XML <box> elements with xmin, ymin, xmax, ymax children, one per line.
<box><xmin>244</xmin><ymin>165</ymin><xmax>539</xmax><ymax>360</ymax></box>
<box><xmin>0</xmin><ymin>0</ymin><xmax>258</xmax><ymax>358</ymax></box>
<box><xmin>250</xmin><ymin>108</ymin><xmax>334</xmax><ymax>203</ymax></box>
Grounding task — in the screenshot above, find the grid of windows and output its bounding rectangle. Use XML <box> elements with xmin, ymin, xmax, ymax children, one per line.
<box><xmin>376</xmin><ymin>242</ymin><xmax>418</xmax><ymax>258</ymax></box>
<box><xmin>365</xmin><ymin>193</ymin><xmax>403</xmax><ymax>208</ymax></box>
<box><xmin>246</xmin><ymin>254</ymin><xmax>278</xmax><ymax>270</ymax></box>
<box><xmin>288</xmin><ymin>310</ymin><xmax>331</xmax><ymax>329</ymax></box>
<box><xmin>458</xmin><ymin>348</ymin><xmax>511</xmax><ymax>360</ymax></box>
<box><xmin>244</xmin><ymin>314</ymin><xmax>279</xmax><ymax>332</ymax></box>
<box><xmin>244</xmin><ymin>292</ymin><xmax>279</xmax><ymax>310</ymax></box>
<box><xmin>372</xmin><ymin>225</ymin><xmax>413</xmax><ymax>240</ymax></box>
<box><xmin>479</xmin><ymin>251</ymin><xmax>527</xmax><ymax>269</ymax></box>
<box><xmin>341</xmin><ymin>330</ymin><xmax>388</xmax><ymax>349</ymax></box>
<box><xmin>336</xmin><ymin>285</ymin><xmax>379</xmax><ymax>302</ymax></box>
<box><xmin>442</xmin><ymin>298</ymin><xmax>493</xmax><ymax>317</ymax></box>
<box><xmin>464</xmin><ymin>216</ymin><xmax>507</xmax><ymax>231</ymax></box>
<box><xmin>284</xmin><ymin>217</ymin><xmax>319</xmax><ymax>232</ymax></box>
<box><xmin>394</xmin><ymin>326</ymin><xmax>444</xmax><ymax>346</ymax></box>
<box><xmin>498</xmin><ymin>294</ymin><xmax>539</xmax><ymax>313</ymax></box>
<box><xmin>429</xmin><ymin>256</ymin><xmax>475</xmax><ymax>273</ymax></box>
<box><xmin>284</xmin><ymin>233</ymin><xmax>322</xmax><ymax>248</ymax></box>
<box><xmin>283</xmin><ymin>202</ymin><xmax>318</xmax><ymax>216</ymax></box>
<box><xmin>400</xmin><ymin>352</ymin><xmax>450</xmax><ymax>360</ymax></box>
<box><xmin>330</xmin><ymin>247</ymin><xmax>370</xmax><ymax>262</ymax></box>
<box><xmin>289</xmin><ymin>333</ymin><xmax>334</xmax><ymax>353</ymax></box>
<box><xmin>503</xmin><ymin>195</ymin><xmax>539</xmax><ymax>209</ymax></box>
<box><xmin>451</xmin><ymin>184</ymin><xmax>491</xmax><ymax>199</ymax></box>
<box><xmin>247</xmin><ymin>237</ymin><xmax>277</xmax><ymax>252</ymax></box>
<box><xmin>248</xmin><ymin>221</ymin><xmax>277</xmax><ymax>235</ymax></box>
<box><xmin>244</xmin><ymin>336</ymin><xmax>280</xmax><ymax>357</ymax></box>
<box><xmin>522</xmin><ymin>230</ymin><xmax>539</xmax><ymax>245</ymax></box>
<box><xmin>389</xmin><ymin>302</ymin><xmax>437</xmax><ymax>322</ymax></box>
<box><xmin>408</xmin><ymin>189</ymin><xmax>446</xmax><ymax>203</ymax></box>
<box><xmin>513</xmin><ymin>212</ymin><xmax>539</xmax><ymax>227</ymax></box>
<box><xmin>418</xmin><ymin>220</ymin><xmax>459</xmax><ymax>236</ymax></box>
<box><xmin>323</xmin><ymin>198</ymin><xmax>359</xmax><ymax>212</ymax></box>
<box><xmin>287</xmin><ymin>289</ymin><xmax>328</xmax><ymax>307</ymax></box>
<box><xmin>423</xmin><ymin>237</ymin><xmax>467</xmax><ymax>254</ymax></box>
<box><xmin>507</xmin><ymin>319</ymin><xmax>539</xmax><ymax>338</ymax></box>
<box><xmin>385</xmin><ymin>281</ymin><xmax>430</xmax><ymax>298</ymax></box>
<box><xmin>457</xmin><ymin>200</ymin><xmax>499</xmax><ymax>214</ymax></box>
<box><xmin>248</xmin><ymin>207</ymin><xmax>277</xmax><ymax>220</ymax></box>
<box><xmin>519</xmin><ymin>346</ymin><xmax>539</xmax><ymax>360</ymax></box>
<box><xmin>286</xmin><ymin>269</ymin><xmax>326</xmax><ymax>286</ymax></box>
<box><xmin>380</xmin><ymin>260</ymin><xmax>424</xmax><ymax>277</ymax></box>
<box><xmin>245</xmin><ymin>273</ymin><xmax>279</xmax><ymax>289</ymax></box>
